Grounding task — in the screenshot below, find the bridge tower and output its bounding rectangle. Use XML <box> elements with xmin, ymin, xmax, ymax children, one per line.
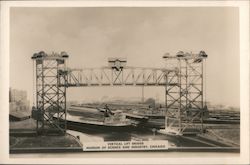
<box><xmin>163</xmin><ymin>51</ymin><xmax>208</xmax><ymax>135</ymax></box>
<box><xmin>31</xmin><ymin>51</ymin><xmax>69</xmax><ymax>135</ymax></box>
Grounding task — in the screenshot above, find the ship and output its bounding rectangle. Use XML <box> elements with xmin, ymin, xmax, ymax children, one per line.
<box><xmin>64</xmin><ymin>105</ymin><xmax>148</xmax><ymax>132</ymax></box>
<box><xmin>66</xmin><ymin>113</ymin><xmax>135</xmax><ymax>132</ymax></box>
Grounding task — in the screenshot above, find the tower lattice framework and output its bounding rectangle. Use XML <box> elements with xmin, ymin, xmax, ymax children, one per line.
<box><xmin>32</xmin><ymin>51</ymin><xmax>68</xmax><ymax>135</ymax></box>
<box><xmin>164</xmin><ymin>51</ymin><xmax>207</xmax><ymax>135</ymax></box>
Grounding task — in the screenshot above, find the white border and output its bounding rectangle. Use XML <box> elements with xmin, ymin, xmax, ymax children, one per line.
<box><xmin>0</xmin><ymin>1</ymin><xmax>249</xmax><ymax>164</ymax></box>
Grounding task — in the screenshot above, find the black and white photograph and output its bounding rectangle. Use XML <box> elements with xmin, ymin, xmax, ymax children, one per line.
<box><xmin>0</xmin><ymin>0</ymin><xmax>249</xmax><ymax>164</ymax></box>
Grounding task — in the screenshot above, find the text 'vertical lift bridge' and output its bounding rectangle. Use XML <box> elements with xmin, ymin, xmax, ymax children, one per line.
<box><xmin>31</xmin><ymin>50</ymin><xmax>208</xmax><ymax>135</ymax></box>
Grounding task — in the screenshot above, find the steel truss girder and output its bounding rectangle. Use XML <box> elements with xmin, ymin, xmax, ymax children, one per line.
<box><xmin>63</xmin><ymin>67</ymin><xmax>176</xmax><ymax>87</ymax></box>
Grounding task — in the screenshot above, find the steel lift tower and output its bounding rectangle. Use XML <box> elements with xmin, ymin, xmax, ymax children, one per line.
<box><xmin>162</xmin><ymin>51</ymin><xmax>208</xmax><ymax>135</ymax></box>
<box><xmin>31</xmin><ymin>51</ymin><xmax>69</xmax><ymax>135</ymax></box>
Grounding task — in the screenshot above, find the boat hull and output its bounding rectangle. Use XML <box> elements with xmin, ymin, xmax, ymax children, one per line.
<box><xmin>66</xmin><ymin>119</ymin><xmax>136</xmax><ymax>133</ymax></box>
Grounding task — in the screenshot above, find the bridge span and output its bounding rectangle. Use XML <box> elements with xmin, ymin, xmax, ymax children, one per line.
<box><xmin>65</xmin><ymin>66</ymin><xmax>177</xmax><ymax>87</ymax></box>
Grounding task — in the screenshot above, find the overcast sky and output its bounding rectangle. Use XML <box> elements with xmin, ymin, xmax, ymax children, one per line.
<box><xmin>10</xmin><ymin>7</ymin><xmax>239</xmax><ymax>107</ymax></box>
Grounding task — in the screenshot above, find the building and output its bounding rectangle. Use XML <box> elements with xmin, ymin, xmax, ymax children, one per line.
<box><xmin>9</xmin><ymin>88</ymin><xmax>30</xmax><ymax>121</ymax></box>
<box><xmin>9</xmin><ymin>88</ymin><xmax>28</xmax><ymax>102</ymax></box>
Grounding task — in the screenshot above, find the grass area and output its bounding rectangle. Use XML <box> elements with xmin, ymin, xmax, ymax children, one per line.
<box><xmin>10</xmin><ymin>136</ymin><xmax>19</xmax><ymax>147</ymax></box>
<box><xmin>205</xmin><ymin>128</ymin><xmax>240</xmax><ymax>146</ymax></box>
<box><xmin>10</xmin><ymin>118</ymin><xmax>82</xmax><ymax>149</ymax></box>
<box><xmin>10</xmin><ymin>133</ymin><xmax>81</xmax><ymax>148</ymax></box>
<box><xmin>10</xmin><ymin>107</ymin><xmax>31</xmax><ymax>118</ymax></box>
<box><xmin>210</xmin><ymin>128</ymin><xmax>240</xmax><ymax>145</ymax></box>
<box><xmin>10</xmin><ymin>118</ymin><xmax>36</xmax><ymax>130</ymax></box>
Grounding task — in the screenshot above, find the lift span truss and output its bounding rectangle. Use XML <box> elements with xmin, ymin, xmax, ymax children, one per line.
<box><xmin>31</xmin><ymin>51</ymin><xmax>68</xmax><ymax>134</ymax></box>
<box><xmin>65</xmin><ymin>67</ymin><xmax>175</xmax><ymax>87</ymax></box>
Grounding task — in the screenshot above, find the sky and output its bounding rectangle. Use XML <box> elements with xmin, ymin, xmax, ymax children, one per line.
<box><xmin>10</xmin><ymin>7</ymin><xmax>239</xmax><ymax>107</ymax></box>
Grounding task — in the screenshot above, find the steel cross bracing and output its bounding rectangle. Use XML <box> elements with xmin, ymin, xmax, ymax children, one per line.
<box><xmin>64</xmin><ymin>67</ymin><xmax>176</xmax><ymax>87</ymax></box>
<box><xmin>32</xmin><ymin>51</ymin><xmax>68</xmax><ymax>135</ymax></box>
<box><xmin>164</xmin><ymin>51</ymin><xmax>207</xmax><ymax>135</ymax></box>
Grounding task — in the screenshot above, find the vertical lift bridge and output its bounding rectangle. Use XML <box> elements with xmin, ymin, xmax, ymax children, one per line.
<box><xmin>31</xmin><ymin>51</ymin><xmax>207</xmax><ymax>135</ymax></box>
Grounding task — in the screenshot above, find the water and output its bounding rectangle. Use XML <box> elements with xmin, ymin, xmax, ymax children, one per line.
<box><xmin>66</xmin><ymin>110</ymin><xmax>216</xmax><ymax>148</ymax></box>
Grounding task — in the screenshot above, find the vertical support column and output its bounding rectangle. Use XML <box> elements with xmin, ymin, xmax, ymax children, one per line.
<box><xmin>41</xmin><ymin>60</ymin><xmax>45</xmax><ymax>131</ymax></box>
<box><xmin>164</xmin><ymin>71</ymin><xmax>168</xmax><ymax>129</ymax></box>
<box><xmin>178</xmin><ymin>59</ymin><xmax>182</xmax><ymax>132</ymax></box>
<box><xmin>185</xmin><ymin>59</ymin><xmax>188</xmax><ymax>129</ymax></box>
<box><xmin>201</xmin><ymin>59</ymin><xmax>204</xmax><ymax>132</ymax></box>
<box><xmin>163</xmin><ymin>53</ymin><xmax>181</xmax><ymax>134</ymax></box>
<box><xmin>58</xmin><ymin>56</ymin><xmax>68</xmax><ymax>133</ymax></box>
